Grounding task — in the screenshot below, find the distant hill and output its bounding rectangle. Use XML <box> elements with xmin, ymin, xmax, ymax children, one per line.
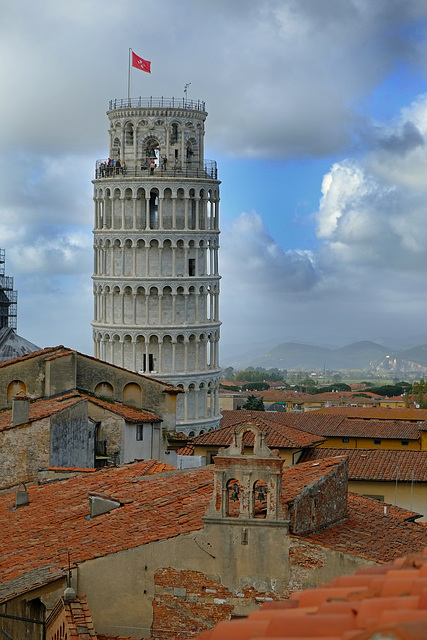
<box><xmin>247</xmin><ymin>341</ymin><xmax>390</xmax><ymax>371</ymax></box>
<box><xmin>398</xmin><ymin>344</ymin><xmax>427</xmax><ymax>368</ymax></box>
<box><xmin>220</xmin><ymin>340</ymin><xmax>427</xmax><ymax>372</ymax></box>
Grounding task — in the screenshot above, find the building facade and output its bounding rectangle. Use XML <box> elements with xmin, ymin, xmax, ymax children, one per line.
<box><xmin>92</xmin><ymin>97</ymin><xmax>221</xmax><ymax>435</ymax></box>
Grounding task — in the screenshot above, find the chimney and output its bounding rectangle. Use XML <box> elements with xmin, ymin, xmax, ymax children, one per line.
<box><xmin>12</xmin><ymin>395</ymin><xmax>30</xmax><ymax>425</ymax></box>
<box><xmin>8</xmin><ymin>484</ymin><xmax>29</xmax><ymax>510</ymax></box>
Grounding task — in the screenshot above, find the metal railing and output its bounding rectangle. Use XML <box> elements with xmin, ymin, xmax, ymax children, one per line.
<box><xmin>108</xmin><ymin>96</ymin><xmax>206</xmax><ymax>112</ymax></box>
<box><xmin>94</xmin><ymin>159</ymin><xmax>218</xmax><ymax>180</ymax></box>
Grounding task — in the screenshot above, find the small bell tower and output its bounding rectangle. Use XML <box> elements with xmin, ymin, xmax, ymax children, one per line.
<box><xmin>206</xmin><ymin>423</ymin><xmax>286</xmax><ymax>521</ymax></box>
<box><xmin>201</xmin><ymin>424</ymin><xmax>290</xmax><ymax>593</ymax></box>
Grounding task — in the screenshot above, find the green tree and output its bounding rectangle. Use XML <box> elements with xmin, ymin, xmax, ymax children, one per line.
<box><xmin>410</xmin><ymin>379</ymin><xmax>427</xmax><ymax>408</ymax></box>
<box><xmin>222</xmin><ymin>366</ymin><xmax>235</xmax><ymax>381</ymax></box>
<box><xmin>241</xmin><ymin>395</ymin><xmax>265</xmax><ymax>411</ymax></box>
<box><xmin>242</xmin><ymin>382</ymin><xmax>269</xmax><ymax>391</ymax></box>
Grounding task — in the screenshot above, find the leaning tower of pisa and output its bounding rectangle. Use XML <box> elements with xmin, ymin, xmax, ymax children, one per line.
<box><xmin>92</xmin><ymin>97</ymin><xmax>221</xmax><ymax>435</ymax></box>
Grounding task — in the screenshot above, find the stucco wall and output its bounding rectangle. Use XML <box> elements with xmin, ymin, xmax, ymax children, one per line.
<box><xmin>0</xmin><ymin>350</ymin><xmax>51</xmax><ymax>408</ymax></box>
<box><xmin>73</xmin><ymin>522</ymin><xmax>376</xmax><ymax>639</ymax></box>
<box><xmin>0</xmin><ymin>416</ymin><xmax>50</xmax><ymax>489</ymax></box>
<box><xmin>320</xmin><ymin>436</ymin><xmax>421</xmax><ymax>450</ymax></box>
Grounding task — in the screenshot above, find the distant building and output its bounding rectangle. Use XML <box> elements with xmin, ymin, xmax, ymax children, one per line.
<box><xmin>0</xmin><ymin>249</ymin><xmax>39</xmax><ymax>361</ymax></box>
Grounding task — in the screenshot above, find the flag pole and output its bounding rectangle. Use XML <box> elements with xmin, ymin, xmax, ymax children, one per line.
<box><xmin>128</xmin><ymin>48</ymin><xmax>132</xmax><ymax>103</ymax></box>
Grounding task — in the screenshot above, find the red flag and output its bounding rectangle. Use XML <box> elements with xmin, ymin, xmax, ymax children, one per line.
<box><xmin>132</xmin><ymin>51</ymin><xmax>151</xmax><ymax>73</ymax></box>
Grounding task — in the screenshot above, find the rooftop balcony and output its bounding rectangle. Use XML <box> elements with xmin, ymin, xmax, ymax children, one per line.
<box><xmin>108</xmin><ymin>96</ymin><xmax>206</xmax><ymax>112</ymax></box>
<box><xmin>94</xmin><ymin>159</ymin><xmax>218</xmax><ymax>180</ymax></box>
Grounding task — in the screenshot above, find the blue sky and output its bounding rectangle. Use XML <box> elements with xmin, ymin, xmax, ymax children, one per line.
<box><xmin>2</xmin><ymin>0</ymin><xmax>427</xmax><ymax>360</ymax></box>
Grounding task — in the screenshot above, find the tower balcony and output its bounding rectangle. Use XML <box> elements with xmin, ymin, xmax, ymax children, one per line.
<box><xmin>108</xmin><ymin>96</ymin><xmax>206</xmax><ymax>112</ymax></box>
<box><xmin>94</xmin><ymin>160</ymin><xmax>218</xmax><ymax>181</ymax></box>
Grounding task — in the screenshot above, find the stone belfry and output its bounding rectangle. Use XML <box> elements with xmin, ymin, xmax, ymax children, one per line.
<box><xmin>92</xmin><ymin>97</ymin><xmax>221</xmax><ymax>435</ymax></box>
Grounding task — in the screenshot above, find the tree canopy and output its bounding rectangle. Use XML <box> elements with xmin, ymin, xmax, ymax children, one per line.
<box><xmin>241</xmin><ymin>395</ymin><xmax>265</xmax><ymax>411</ymax></box>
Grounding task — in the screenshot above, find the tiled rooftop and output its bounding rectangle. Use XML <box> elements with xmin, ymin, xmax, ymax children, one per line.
<box><xmin>2</xmin><ymin>457</ymin><xmax>427</xmax><ymax>605</ymax></box>
<box><xmin>312</xmin><ymin>405</ymin><xmax>427</xmax><ymax>421</ymax></box>
<box><xmin>300</xmin><ymin>447</ymin><xmax>427</xmax><ymax>481</ymax></box>
<box><xmin>194</xmin><ymin>414</ymin><xmax>325</xmax><ymax>448</ymax></box>
<box><xmin>261</xmin><ymin>389</ymin><xmax>381</xmax><ymax>404</ymax></box>
<box><xmin>0</xmin><ymin>345</ymin><xmax>67</xmax><ymax>369</ymax></box>
<box><xmin>197</xmin><ymin>547</ymin><xmax>427</xmax><ymax>640</ymax></box>
<box><xmin>0</xmin><ymin>391</ymin><xmax>161</xmax><ymax>432</ymax></box>
<box><xmin>220</xmin><ymin>409</ymin><xmax>424</xmax><ymax>440</ymax></box>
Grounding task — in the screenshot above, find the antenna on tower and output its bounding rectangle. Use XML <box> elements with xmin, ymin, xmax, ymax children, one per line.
<box><xmin>184</xmin><ymin>83</ymin><xmax>191</xmax><ymax>103</ymax></box>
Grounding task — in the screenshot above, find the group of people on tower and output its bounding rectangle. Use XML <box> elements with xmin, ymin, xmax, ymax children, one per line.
<box><xmin>99</xmin><ymin>158</ymin><xmax>126</xmax><ymax>177</ymax></box>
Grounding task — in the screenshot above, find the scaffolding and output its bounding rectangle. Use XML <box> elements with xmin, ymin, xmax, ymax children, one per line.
<box><xmin>0</xmin><ymin>249</ymin><xmax>17</xmax><ymax>330</ymax></box>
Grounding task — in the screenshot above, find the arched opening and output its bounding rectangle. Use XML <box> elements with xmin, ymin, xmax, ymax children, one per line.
<box><xmin>7</xmin><ymin>380</ymin><xmax>27</xmax><ymax>404</ymax></box>
<box><xmin>226</xmin><ymin>478</ymin><xmax>242</xmax><ymax>518</ymax></box>
<box><xmin>149</xmin><ymin>190</ymin><xmax>159</xmax><ymax>229</ymax></box>
<box><xmin>125</xmin><ymin>122</ymin><xmax>134</xmax><ymax>146</ymax></box>
<box><xmin>145</xmin><ymin>137</ymin><xmax>159</xmax><ymax>166</ymax></box>
<box><xmin>170</xmin><ymin>122</ymin><xmax>179</xmax><ymax>144</ymax></box>
<box><xmin>253</xmin><ymin>479</ymin><xmax>268</xmax><ymax>518</ymax></box>
<box><xmin>94</xmin><ymin>381</ymin><xmax>114</xmax><ymax>399</ymax></box>
<box><xmin>123</xmin><ymin>382</ymin><xmax>142</xmax><ymax>408</ymax></box>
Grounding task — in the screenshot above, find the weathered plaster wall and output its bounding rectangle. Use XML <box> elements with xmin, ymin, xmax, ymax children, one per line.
<box><xmin>0</xmin><ymin>351</ymin><xmax>51</xmax><ymax>408</ymax></box>
<box><xmin>74</xmin><ymin>517</ymin><xmax>374</xmax><ymax>639</ymax></box>
<box><xmin>0</xmin><ymin>417</ymin><xmax>50</xmax><ymax>489</ymax></box>
<box><xmin>288</xmin><ymin>538</ymin><xmax>376</xmax><ymax>591</ymax></box>
<box><xmin>87</xmin><ymin>403</ymin><xmax>122</xmax><ymax>460</ymax></box>
<box><xmin>75</xmin><ymin>353</ymin><xmax>177</xmax><ymax>430</ymax></box>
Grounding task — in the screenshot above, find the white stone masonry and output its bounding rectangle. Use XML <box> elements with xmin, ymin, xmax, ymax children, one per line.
<box><xmin>92</xmin><ymin>98</ymin><xmax>222</xmax><ymax>435</ymax></box>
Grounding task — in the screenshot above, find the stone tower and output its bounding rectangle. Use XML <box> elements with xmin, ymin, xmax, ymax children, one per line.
<box><xmin>92</xmin><ymin>97</ymin><xmax>221</xmax><ymax>435</ymax></box>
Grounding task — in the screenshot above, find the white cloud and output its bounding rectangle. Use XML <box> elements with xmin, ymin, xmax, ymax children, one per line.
<box><xmin>316</xmin><ymin>95</ymin><xmax>427</xmax><ymax>274</ymax></box>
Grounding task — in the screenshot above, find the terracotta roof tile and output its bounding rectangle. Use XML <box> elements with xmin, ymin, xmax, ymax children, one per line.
<box><xmin>0</xmin><ymin>346</ymin><xmax>67</xmax><ymax>368</ymax></box>
<box><xmin>0</xmin><ymin>391</ymin><xmax>161</xmax><ymax>432</ymax></box>
<box><xmin>220</xmin><ymin>410</ymin><xmax>425</xmax><ymax>440</ymax></box>
<box><xmin>312</xmin><ymin>406</ymin><xmax>427</xmax><ymax>421</ymax></box>
<box><xmin>2</xmin><ymin>458</ymin><xmax>427</xmax><ymax>607</ymax></box>
<box><xmin>300</xmin><ymin>448</ymin><xmax>427</xmax><ymax>482</ymax></box>
<box><xmin>299</xmin><ymin>493</ymin><xmax>427</xmax><ymax>564</ymax></box>
<box><xmin>197</xmin><ymin>414</ymin><xmax>324</xmax><ymax>449</ymax></box>
<box><xmin>198</xmin><ymin>549</ymin><xmax>427</xmax><ymax>640</ymax></box>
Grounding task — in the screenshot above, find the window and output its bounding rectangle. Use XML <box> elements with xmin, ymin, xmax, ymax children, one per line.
<box><xmin>189</xmin><ymin>258</ymin><xmax>195</xmax><ymax>276</ymax></box>
<box><xmin>171</xmin><ymin>124</ymin><xmax>178</xmax><ymax>144</ymax></box>
<box><xmin>363</xmin><ymin>494</ymin><xmax>384</xmax><ymax>502</ymax></box>
<box><xmin>373</xmin><ymin>439</ymin><xmax>381</xmax><ymax>445</ymax></box>
<box><xmin>142</xmin><ymin>353</ymin><xmax>154</xmax><ymax>372</ymax></box>
<box><xmin>341</xmin><ymin>438</ymin><xmax>349</xmax><ymax>444</ymax></box>
<box><xmin>136</xmin><ymin>424</ymin><xmax>144</xmax><ymax>441</ymax></box>
<box><xmin>401</xmin><ymin>439</ymin><xmax>409</xmax><ymax>446</ymax></box>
